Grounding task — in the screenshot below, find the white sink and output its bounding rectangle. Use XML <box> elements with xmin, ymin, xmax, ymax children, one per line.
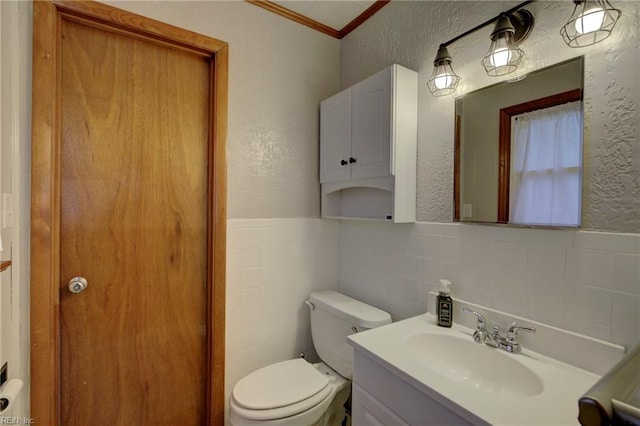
<box><xmin>406</xmin><ymin>333</ymin><xmax>544</xmax><ymax>397</ymax></box>
<box><xmin>348</xmin><ymin>313</ymin><xmax>603</xmax><ymax>425</ymax></box>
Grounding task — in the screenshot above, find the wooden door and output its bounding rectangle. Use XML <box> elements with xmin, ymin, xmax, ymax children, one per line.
<box><xmin>31</xmin><ymin>2</ymin><xmax>228</xmax><ymax>425</ymax></box>
<box><xmin>60</xmin><ymin>19</ymin><xmax>209</xmax><ymax>425</ymax></box>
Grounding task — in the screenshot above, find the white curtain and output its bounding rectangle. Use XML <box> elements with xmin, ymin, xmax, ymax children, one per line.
<box><xmin>509</xmin><ymin>101</ymin><xmax>582</xmax><ymax>226</ymax></box>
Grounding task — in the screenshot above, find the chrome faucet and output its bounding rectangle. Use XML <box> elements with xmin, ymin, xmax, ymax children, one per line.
<box><xmin>463</xmin><ymin>306</ymin><xmax>536</xmax><ymax>354</ymax></box>
<box><xmin>499</xmin><ymin>323</ymin><xmax>536</xmax><ymax>354</ymax></box>
<box><xmin>462</xmin><ymin>307</ymin><xmax>490</xmax><ymax>344</ymax></box>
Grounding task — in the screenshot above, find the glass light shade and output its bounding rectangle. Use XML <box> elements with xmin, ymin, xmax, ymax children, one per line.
<box><xmin>489</xmin><ymin>45</ymin><xmax>512</xmax><ymax>68</ymax></box>
<box><xmin>482</xmin><ymin>31</ymin><xmax>524</xmax><ymax>77</ymax></box>
<box><xmin>575</xmin><ymin>7</ymin><xmax>605</xmax><ymax>33</ymax></box>
<box><xmin>560</xmin><ymin>0</ymin><xmax>621</xmax><ymax>47</ymax></box>
<box><xmin>434</xmin><ymin>73</ymin><xmax>454</xmax><ymax>90</ymax></box>
<box><xmin>427</xmin><ymin>46</ymin><xmax>461</xmax><ymax>97</ymax></box>
<box><xmin>427</xmin><ymin>63</ymin><xmax>460</xmax><ymax>96</ymax></box>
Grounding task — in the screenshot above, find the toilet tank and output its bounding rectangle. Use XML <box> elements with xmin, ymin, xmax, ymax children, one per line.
<box><xmin>308</xmin><ymin>291</ymin><xmax>391</xmax><ymax>379</ymax></box>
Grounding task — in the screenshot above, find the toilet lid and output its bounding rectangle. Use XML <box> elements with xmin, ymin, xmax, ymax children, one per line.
<box><xmin>232</xmin><ymin>359</ymin><xmax>330</xmax><ymax>410</ymax></box>
<box><xmin>230</xmin><ymin>383</ymin><xmax>333</xmax><ymax>421</ymax></box>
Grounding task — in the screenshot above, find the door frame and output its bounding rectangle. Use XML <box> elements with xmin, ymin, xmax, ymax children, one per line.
<box><xmin>30</xmin><ymin>1</ymin><xmax>228</xmax><ymax>424</ymax></box>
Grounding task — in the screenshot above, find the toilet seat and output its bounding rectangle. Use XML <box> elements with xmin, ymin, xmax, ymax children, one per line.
<box><xmin>230</xmin><ymin>385</ymin><xmax>333</xmax><ymax>421</ymax></box>
<box><xmin>231</xmin><ymin>359</ymin><xmax>334</xmax><ymax>421</ymax></box>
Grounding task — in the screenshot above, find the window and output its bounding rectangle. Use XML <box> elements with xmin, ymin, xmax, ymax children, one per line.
<box><xmin>509</xmin><ymin>101</ymin><xmax>582</xmax><ymax>226</ymax></box>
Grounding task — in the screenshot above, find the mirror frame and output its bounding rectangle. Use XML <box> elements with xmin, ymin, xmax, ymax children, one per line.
<box><xmin>454</xmin><ymin>57</ymin><xmax>585</xmax><ymax>227</ymax></box>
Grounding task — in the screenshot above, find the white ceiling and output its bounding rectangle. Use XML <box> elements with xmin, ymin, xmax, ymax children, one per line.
<box><xmin>271</xmin><ymin>0</ymin><xmax>376</xmax><ymax>30</ymax></box>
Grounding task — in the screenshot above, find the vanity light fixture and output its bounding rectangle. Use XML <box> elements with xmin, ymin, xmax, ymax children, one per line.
<box><xmin>426</xmin><ymin>0</ymin><xmax>534</xmax><ymax>97</ymax></box>
<box><xmin>427</xmin><ymin>45</ymin><xmax>461</xmax><ymax>96</ymax></box>
<box><xmin>481</xmin><ymin>14</ymin><xmax>526</xmax><ymax>76</ymax></box>
<box><xmin>426</xmin><ymin>0</ymin><xmax>624</xmax><ymax>96</ymax></box>
<box><xmin>560</xmin><ymin>0</ymin><xmax>621</xmax><ymax>47</ymax></box>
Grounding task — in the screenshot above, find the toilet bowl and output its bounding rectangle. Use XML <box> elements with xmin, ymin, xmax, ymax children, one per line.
<box><xmin>228</xmin><ymin>291</ymin><xmax>391</xmax><ymax>426</ymax></box>
<box><xmin>229</xmin><ymin>360</ymin><xmax>349</xmax><ymax>426</ymax></box>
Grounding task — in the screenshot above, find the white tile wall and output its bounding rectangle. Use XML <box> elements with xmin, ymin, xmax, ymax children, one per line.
<box><xmin>337</xmin><ymin>221</ymin><xmax>640</xmax><ymax>350</ymax></box>
<box><xmin>225</xmin><ymin>218</ymin><xmax>638</xmax><ymax>411</ymax></box>
<box><xmin>225</xmin><ymin>218</ymin><xmax>338</xmax><ymax>402</ymax></box>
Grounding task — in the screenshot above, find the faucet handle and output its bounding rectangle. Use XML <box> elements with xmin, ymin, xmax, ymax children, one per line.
<box><xmin>496</xmin><ymin>322</ymin><xmax>536</xmax><ymax>354</ymax></box>
<box><xmin>506</xmin><ymin>322</ymin><xmax>536</xmax><ymax>342</ymax></box>
<box><xmin>463</xmin><ymin>307</ymin><xmax>488</xmax><ymax>344</ymax></box>
<box><xmin>462</xmin><ymin>307</ymin><xmax>485</xmax><ymax>330</ymax></box>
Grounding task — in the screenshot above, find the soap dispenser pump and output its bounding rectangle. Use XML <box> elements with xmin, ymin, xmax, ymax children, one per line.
<box><xmin>436</xmin><ymin>279</ymin><xmax>453</xmax><ymax>327</ymax></box>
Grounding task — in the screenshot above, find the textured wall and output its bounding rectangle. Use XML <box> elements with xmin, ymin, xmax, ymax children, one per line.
<box><xmin>108</xmin><ymin>0</ymin><xmax>340</xmax><ymax>219</ymax></box>
<box><xmin>341</xmin><ymin>1</ymin><xmax>640</xmax><ymax>233</ymax></box>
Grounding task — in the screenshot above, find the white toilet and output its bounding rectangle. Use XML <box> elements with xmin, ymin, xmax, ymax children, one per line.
<box><xmin>229</xmin><ymin>290</ymin><xmax>392</xmax><ymax>426</ymax></box>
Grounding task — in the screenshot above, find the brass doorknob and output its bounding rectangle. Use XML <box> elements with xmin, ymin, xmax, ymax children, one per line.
<box><xmin>68</xmin><ymin>276</ymin><xmax>88</xmax><ymax>294</ymax></box>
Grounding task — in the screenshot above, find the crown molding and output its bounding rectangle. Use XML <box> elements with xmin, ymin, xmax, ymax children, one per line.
<box><xmin>245</xmin><ymin>0</ymin><xmax>391</xmax><ymax>39</ymax></box>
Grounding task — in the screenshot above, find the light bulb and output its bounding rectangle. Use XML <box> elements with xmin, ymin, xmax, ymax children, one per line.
<box><xmin>434</xmin><ymin>73</ymin><xmax>453</xmax><ymax>90</ymax></box>
<box><xmin>490</xmin><ymin>47</ymin><xmax>512</xmax><ymax>68</ymax></box>
<box><xmin>574</xmin><ymin>7</ymin><xmax>605</xmax><ymax>34</ymax></box>
<box><xmin>428</xmin><ymin>46</ymin><xmax>460</xmax><ymax>96</ymax></box>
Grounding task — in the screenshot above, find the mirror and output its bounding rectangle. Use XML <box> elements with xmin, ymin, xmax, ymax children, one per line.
<box><xmin>455</xmin><ymin>57</ymin><xmax>584</xmax><ymax>227</ymax></box>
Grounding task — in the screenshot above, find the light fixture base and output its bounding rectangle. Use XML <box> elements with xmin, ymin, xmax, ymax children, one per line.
<box><xmin>509</xmin><ymin>9</ymin><xmax>534</xmax><ymax>44</ymax></box>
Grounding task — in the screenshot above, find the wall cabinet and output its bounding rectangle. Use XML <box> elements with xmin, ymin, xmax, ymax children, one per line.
<box><xmin>320</xmin><ymin>64</ymin><xmax>417</xmax><ymax>223</ymax></box>
<box><xmin>321</xmin><ymin>68</ymin><xmax>392</xmax><ymax>183</ymax></box>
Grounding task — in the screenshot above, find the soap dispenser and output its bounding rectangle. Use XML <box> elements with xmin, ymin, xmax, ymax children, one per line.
<box><xmin>436</xmin><ymin>279</ymin><xmax>453</xmax><ymax>327</ymax></box>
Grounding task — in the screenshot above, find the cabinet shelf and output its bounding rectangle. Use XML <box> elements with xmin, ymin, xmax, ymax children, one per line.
<box><xmin>322</xmin><ymin>177</ymin><xmax>395</xmax><ymax>221</ymax></box>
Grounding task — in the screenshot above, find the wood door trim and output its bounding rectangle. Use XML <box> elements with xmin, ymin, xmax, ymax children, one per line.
<box><xmin>209</xmin><ymin>43</ymin><xmax>229</xmax><ymax>426</ymax></box>
<box><xmin>31</xmin><ymin>3</ymin><xmax>60</xmax><ymax>423</ymax></box>
<box><xmin>497</xmin><ymin>89</ymin><xmax>582</xmax><ymax>222</ymax></box>
<box><xmin>30</xmin><ymin>2</ymin><xmax>228</xmax><ymax>425</ymax></box>
<box><xmin>53</xmin><ymin>0</ymin><xmax>227</xmax><ymax>53</ymax></box>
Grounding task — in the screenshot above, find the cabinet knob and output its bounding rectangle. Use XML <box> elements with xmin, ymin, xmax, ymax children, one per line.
<box><xmin>340</xmin><ymin>159</ymin><xmax>348</xmax><ymax>166</ymax></box>
<box><xmin>349</xmin><ymin>157</ymin><xmax>357</xmax><ymax>164</ymax></box>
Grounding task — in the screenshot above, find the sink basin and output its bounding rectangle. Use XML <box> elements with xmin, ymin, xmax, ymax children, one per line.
<box><xmin>406</xmin><ymin>333</ymin><xmax>544</xmax><ymax>397</ymax></box>
<box><xmin>348</xmin><ymin>312</ymin><xmax>606</xmax><ymax>425</ymax></box>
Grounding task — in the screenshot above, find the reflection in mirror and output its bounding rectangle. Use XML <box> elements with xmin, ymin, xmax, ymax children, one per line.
<box><xmin>454</xmin><ymin>57</ymin><xmax>584</xmax><ymax>227</ymax></box>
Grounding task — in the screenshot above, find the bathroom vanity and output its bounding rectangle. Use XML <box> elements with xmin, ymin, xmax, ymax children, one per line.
<box><xmin>348</xmin><ymin>298</ymin><xmax>626</xmax><ymax>425</ymax></box>
<box><xmin>351</xmin><ymin>348</ymin><xmax>474</xmax><ymax>425</ymax></box>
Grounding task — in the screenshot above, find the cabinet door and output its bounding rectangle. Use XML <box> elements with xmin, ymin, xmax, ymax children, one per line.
<box><xmin>320</xmin><ymin>89</ymin><xmax>351</xmax><ymax>183</ymax></box>
<box><xmin>351</xmin><ymin>67</ymin><xmax>391</xmax><ymax>180</ymax></box>
<box><xmin>352</xmin><ymin>383</ymin><xmax>409</xmax><ymax>426</ymax></box>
